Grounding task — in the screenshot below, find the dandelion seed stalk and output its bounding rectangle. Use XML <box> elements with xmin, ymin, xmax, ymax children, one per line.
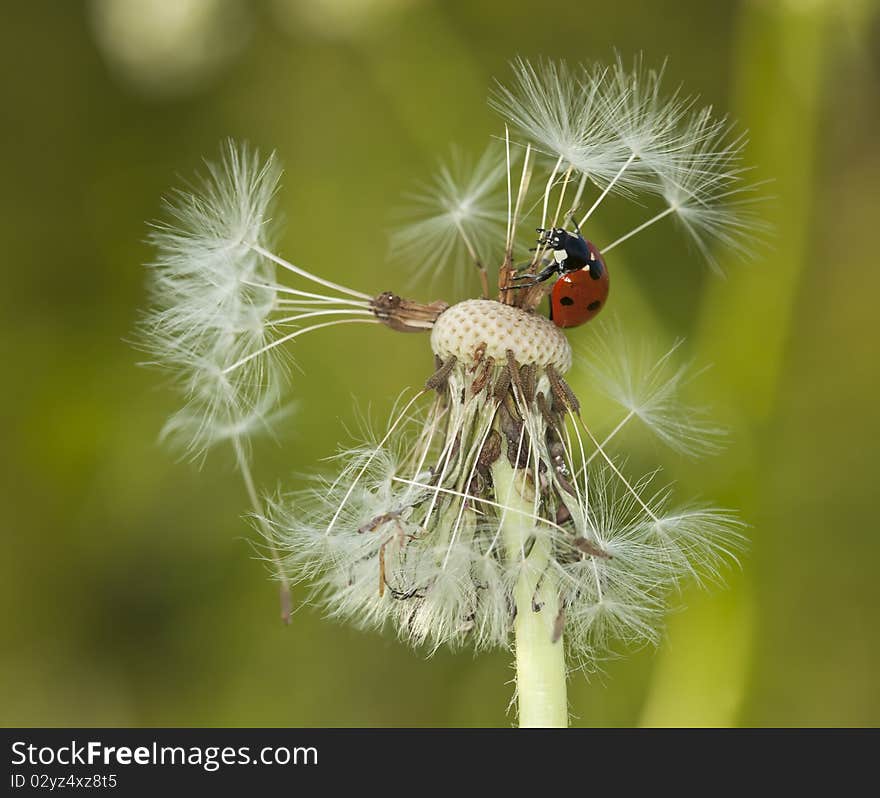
<box><xmin>233</xmin><ymin>435</ymin><xmax>292</xmax><ymax>624</ymax></box>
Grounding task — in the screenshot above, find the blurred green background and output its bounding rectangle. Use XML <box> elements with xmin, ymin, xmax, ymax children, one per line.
<box><xmin>2</xmin><ymin>0</ymin><xmax>878</xmax><ymax>727</ymax></box>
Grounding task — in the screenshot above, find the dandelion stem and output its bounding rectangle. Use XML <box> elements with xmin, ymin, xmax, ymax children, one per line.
<box><xmin>583</xmin><ymin>410</ymin><xmax>636</xmax><ymax>467</ymax></box>
<box><xmin>221</xmin><ymin>318</ymin><xmax>378</xmax><ymax>374</ymax></box>
<box><xmin>243</xmin><ymin>278</ymin><xmax>370</xmax><ymax>309</ymax></box>
<box><xmin>601</xmin><ymin>205</ymin><xmax>676</xmax><ymax>253</ymax></box>
<box><xmin>531</xmin><ymin>155</ymin><xmax>565</xmax><ymax>268</ymax></box>
<box><xmin>504</xmin><ymin>125</ymin><xmax>513</xmax><ymax>254</ymax></box>
<box><xmin>549</xmin><ymin>166</ymin><xmax>574</xmax><ymax>231</ymax></box>
<box><xmin>232</xmin><ymin>437</ymin><xmax>292</xmax><ymax>625</ymax></box>
<box><xmin>249</xmin><ymin>243</ymin><xmax>373</xmax><ymax>301</ymax></box>
<box><xmin>453</xmin><ymin>217</ymin><xmax>490</xmax><ymax>299</ymax></box>
<box><xmin>540</xmin><ymin>155</ymin><xmax>565</xmax><ymax>233</ymax></box>
<box><xmin>569</xmin><ymin>172</ymin><xmax>589</xmax><ymax>218</ymax></box>
<box><xmin>493</xmin><ymin>456</ymin><xmax>568</xmax><ymax>728</ymax></box>
<box><xmin>504</xmin><ymin>142</ymin><xmax>533</xmax><ymax>268</ymax></box>
<box><xmin>578</xmin><ymin>151</ymin><xmax>636</xmax><ymax>228</ymax></box>
<box><xmin>269</xmin><ymin>308</ymin><xmax>376</xmax><ymax>327</ymax></box>
<box><xmin>572</xmin><ymin>411</ymin><xmax>659</xmax><ymax>522</ymax></box>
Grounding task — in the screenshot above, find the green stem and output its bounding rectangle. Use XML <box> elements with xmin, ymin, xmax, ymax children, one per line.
<box><xmin>641</xmin><ymin>0</ymin><xmax>833</xmax><ymax>728</ymax></box>
<box><xmin>493</xmin><ymin>457</ymin><xmax>568</xmax><ymax>727</ymax></box>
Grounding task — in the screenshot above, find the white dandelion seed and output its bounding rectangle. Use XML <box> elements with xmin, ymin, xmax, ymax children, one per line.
<box><xmin>601</xmin><ymin>106</ymin><xmax>769</xmax><ymax>271</ymax></box>
<box><xmin>656</xmin><ymin>108</ymin><xmax>770</xmax><ymax>271</ymax></box>
<box><xmin>593</xmin><ymin>54</ymin><xmax>695</xmax><ymax>193</ymax></box>
<box><xmin>141</xmin><ymin>141</ymin><xmax>287</xmax><ymax>460</ymax></box>
<box><xmin>140</xmin><ymin>140</ymin><xmax>388</xmax><ymax>623</ymax></box>
<box><xmin>490</xmin><ymin>57</ymin><xmax>631</xmax><ymax>189</ymax></box>
<box><xmin>391</xmin><ymin>143</ymin><xmax>509</xmax><ymax>297</ymax></box>
<box><xmin>578</xmin><ymin>320</ymin><xmax>726</xmax><ymax>457</ymax></box>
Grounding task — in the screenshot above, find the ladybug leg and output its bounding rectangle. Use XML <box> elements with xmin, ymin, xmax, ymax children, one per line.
<box><xmin>508</xmin><ymin>261</ymin><xmax>560</xmax><ymax>287</ymax></box>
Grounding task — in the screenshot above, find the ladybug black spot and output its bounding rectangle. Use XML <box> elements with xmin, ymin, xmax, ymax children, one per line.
<box><xmin>589</xmin><ymin>263</ymin><xmax>603</xmax><ymax>280</ymax></box>
<box><xmin>587</xmin><ymin>300</ymin><xmax>602</xmax><ymax>312</ymax></box>
<box><xmin>559</xmin><ymin>296</ymin><xmax>575</xmax><ymax>306</ymax></box>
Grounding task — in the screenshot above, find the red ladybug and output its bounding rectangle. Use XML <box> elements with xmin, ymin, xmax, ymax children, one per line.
<box><xmin>510</xmin><ymin>226</ymin><xmax>609</xmax><ymax>329</ymax></box>
<box><xmin>549</xmin><ymin>240</ymin><xmax>609</xmax><ymax>329</ymax></box>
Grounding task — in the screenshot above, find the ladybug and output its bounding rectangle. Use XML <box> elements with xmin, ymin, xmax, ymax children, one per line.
<box><xmin>549</xmin><ymin>255</ymin><xmax>609</xmax><ymax>328</ymax></box>
<box><xmin>511</xmin><ymin>223</ymin><xmax>609</xmax><ymax>328</ymax></box>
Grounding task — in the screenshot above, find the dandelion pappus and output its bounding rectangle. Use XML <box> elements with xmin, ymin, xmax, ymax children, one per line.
<box><xmin>511</xmin><ymin>222</ymin><xmax>610</xmax><ymax>328</ymax></box>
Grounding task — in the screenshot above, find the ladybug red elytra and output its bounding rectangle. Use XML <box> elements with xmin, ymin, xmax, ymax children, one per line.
<box><xmin>549</xmin><ymin>239</ymin><xmax>609</xmax><ymax>328</ymax></box>
<box><xmin>510</xmin><ymin>224</ymin><xmax>609</xmax><ymax>329</ymax></box>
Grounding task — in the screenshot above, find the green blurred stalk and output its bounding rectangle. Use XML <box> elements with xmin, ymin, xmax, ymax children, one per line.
<box><xmin>697</xmin><ymin>0</ymin><xmax>831</xmax><ymax>420</ymax></box>
<box><xmin>640</xmin><ymin>0</ymin><xmax>832</xmax><ymax>727</ymax></box>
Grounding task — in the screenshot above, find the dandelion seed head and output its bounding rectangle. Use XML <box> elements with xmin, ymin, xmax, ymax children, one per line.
<box><xmin>141</xmin><ymin>141</ymin><xmax>380</xmax><ymax>462</ymax></box>
<box><xmin>579</xmin><ymin>320</ymin><xmax>726</xmax><ymax>456</ymax></box>
<box><xmin>391</xmin><ymin>144</ymin><xmax>508</xmax><ymax>294</ymax></box>
<box><xmin>490</xmin><ymin>58</ymin><xmax>630</xmax><ymax>188</ymax></box>
<box><xmin>654</xmin><ymin>107</ymin><xmax>769</xmax><ymax>271</ymax></box>
<box><xmin>597</xmin><ymin>54</ymin><xmax>695</xmax><ymax>185</ymax></box>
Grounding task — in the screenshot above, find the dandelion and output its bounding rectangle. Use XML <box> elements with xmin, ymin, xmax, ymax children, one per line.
<box><xmin>390</xmin><ymin>143</ymin><xmax>509</xmax><ymax>296</ymax></box>
<box><xmin>140</xmin><ymin>57</ymin><xmax>763</xmax><ymax>726</ymax></box>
